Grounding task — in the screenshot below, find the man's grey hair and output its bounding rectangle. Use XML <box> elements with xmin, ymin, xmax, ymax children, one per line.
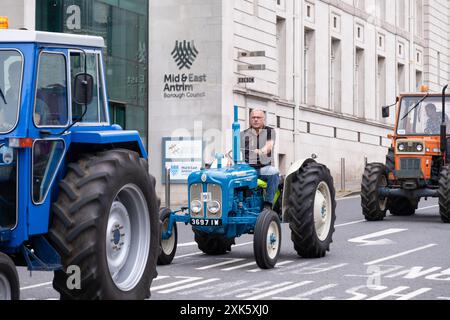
<box><xmin>250</xmin><ymin>109</ymin><xmax>266</xmax><ymax>118</ymax></box>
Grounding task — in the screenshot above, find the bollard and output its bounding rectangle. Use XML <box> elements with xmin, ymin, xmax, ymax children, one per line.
<box><xmin>340</xmin><ymin>158</ymin><xmax>346</xmax><ymax>192</ymax></box>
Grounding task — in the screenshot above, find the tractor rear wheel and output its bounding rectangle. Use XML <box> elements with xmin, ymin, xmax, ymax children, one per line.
<box><xmin>48</xmin><ymin>149</ymin><xmax>159</xmax><ymax>300</ymax></box>
<box><xmin>361</xmin><ymin>163</ymin><xmax>388</xmax><ymax>221</ymax></box>
<box><xmin>158</xmin><ymin>207</ymin><xmax>177</xmax><ymax>265</ymax></box>
<box><xmin>253</xmin><ymin>208</ymin><xmax>281</xmax><ymax>269</ymax></box>
<box><xmin>193</xmin><ymin>229</ymin><xmax>235</xmax><ymax>255</ymax></box>
<box><xmin>287</xmin><ymin>162</ymin><xmax>336</xmax><ymax>258</ymax></box>
<box><xmin>388</xmin><ymin>197</ymin><xmax>417</xmax><ymax>216</ymax></box>
<box><xmin>0</xmin><ymin>253</ymin><xmax>19</xmax><ymax>300</ymax></box>
<box><xmin>438</xmin><ymin>166</ymin><xmax>450</xmax><ymax>223</ymax></box>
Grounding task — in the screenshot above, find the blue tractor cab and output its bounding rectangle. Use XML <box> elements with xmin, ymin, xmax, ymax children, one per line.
<box><xmin>0</xmin><ymin>27</ymin><xmax>159</xmax><ymax>300</ymax></box>
<box><xmin>158</xmin><ymin>106</ymin><xmax>337</xmax><ymax>269</ymax></box>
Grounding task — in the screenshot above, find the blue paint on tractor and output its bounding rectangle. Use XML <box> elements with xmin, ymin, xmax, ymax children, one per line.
<box><xmin>0</xmin><ymin>37</ymin><xmax>147</xmax><ymax>271</ymax></box>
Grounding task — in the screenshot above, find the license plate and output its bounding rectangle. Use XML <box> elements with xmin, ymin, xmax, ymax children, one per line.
<box><xmin>190</xmin><ymin>219</ymin><xmax>222</xmax><ymax>226</ymax></box>
<box><xmin>201</xmin><ymin>192</ymin><xmax>211</xmax><ymax>202</ymax></box>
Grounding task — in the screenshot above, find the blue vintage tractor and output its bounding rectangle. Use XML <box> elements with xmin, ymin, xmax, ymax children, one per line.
<box><xmin>158</xmin><ymin>106</ymin><xmax>336</xmax><ymax>269</ymax></box>
<box><xmin>0</xmin><ymin>26</ymin><xmax>159</xmax><ymax>300</ymax></box>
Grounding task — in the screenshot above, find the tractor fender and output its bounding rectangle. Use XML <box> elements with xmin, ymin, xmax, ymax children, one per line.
<box><xmin>281</xmin><ymin>157</ymin><xmax>317</xmax><ymax>222</ymax></box>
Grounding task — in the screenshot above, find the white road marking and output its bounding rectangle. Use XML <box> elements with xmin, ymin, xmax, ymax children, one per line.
<box><xmin>368</xmin><ymin>286</ymin><xmax>432</xmax><ymax>300</ymax></box>
<box><xmin>236</xmin><ymin>281</ymin><xmax>293</xmax><ymax>298</ymax></box>
<box><xmin>151</xmin><ymin>276</ymin><xmax>202</xmax><ymax>291</ymax></box>
<box><xmin>365</xmin><ymin>244</ymin><xmax>438</xmax><ymax>265</ymax></box>
<box><xmin>20</xmin><ymin>282</ymin><xmax>53</xmax><ymax>291</ymax></box>
<box><xmin>247</xmin><ymin>260</ymin><xmax>296</xmax><ymax>273</ymax></box>
<box><xmin>233</xmin><ymin>241</ymin><xmax>253</xmax><ymax>247</ymax></box>
<box><xmin>349</xmin><ymin>228</ymin><xmax>407</xmax><ymax>246</ymax></box>
<box><xmin>154</xmin><ymin>275</ymin><xmax>170</xmax><ymax>281</ymax></box>
<box><xmin>178</xmin><ymin>242</ymin><xmax>197</xmax><ymax>247</ymax></box>
<box><xmin>196</xmin><ymin>258</ymin><xmax>246</xmax><ymax>270</ymax></box>
<box><xmin>174</xmin><ymin>252</ymin><xmax>203</xmax><ymax>259</ymax></box>
<box><xmin>274</xmin><ymin>284</ymin><xmax>338</xmax><ymax>300</ymax></box>
<box><xmin>222</xmin><ymin>261</ymin><xmax>257</xmax><ymax>271</ymax></box>
<box><xmin>416</xmin><ymin>205</ymin><xmax>438</xmax><ymax>211</ymax></box>
<box><xmin>336</xmin><ymin>220</ymin><xmax>365</xmax><ymax>227</ymax></box>
<box><xmin>438</xmin><ymin>297</ymin><xmax>450</xmax><ymax>300</ymax></box>
<box><xmin>244</xmin><ymin>281</ymin><xmax>313</xmax><ymax>300</ymax></box>
<box><xmin>337</xmin><ymin>195</ymin><xmax>361</xmax><ymax>201</ymax></box>
<box><xmin>157</xmin><ymin>278</ymin><xmax>220</xmax><ymax>294</ymax></box>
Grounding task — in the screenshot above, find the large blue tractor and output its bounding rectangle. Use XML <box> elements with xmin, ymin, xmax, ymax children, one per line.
<box><xmin>158</xmin><ymin>106</ymin><xmax>336</xmax><ymax>269</ymax></box>
<box><xmin>0</xmin><ymin>27</ymin><xmax>159</xmax><ymax>300</ymax></box>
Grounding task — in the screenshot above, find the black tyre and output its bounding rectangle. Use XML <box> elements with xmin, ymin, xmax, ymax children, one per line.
<box><xmin>193</xmin><ymin>229</ymin><xmax>235</xmax><ymax>255</ymax></box>
<box><xmin>48</xmin><ymin>149</ymin><xmax>159</xmax><ymax>300</ymax></box>
<box><xmin>287</xmin><ymin>162</ymin><xmax>336</xmax><ymax>258</ymax></box>
<box><xmin>0</xmin><ymin>253</ymin><xmax>19</xmax><ymax>300</ymax></box>
<box><xmin>253</xmin><ymin>208</ymin><xmax>281</xmax><ymax>269</ymax></box>
<box><xmin>388</xmin><ymin>197</ymin><xmax>417</xmax><ymax>216</ymax></box>
<box><xmin>158</xmin><ymin>207</ymin><xmax>177</xmax><ymax>265</ymax></box>
<box><xmin>438</xmin><ymin>166</ymin><xmax>450</xmax><ymax>223</ymax></box>
<box><xmin>361</xmin><ymin>163</ymin><xmax>388</xmax><ymax>221</ymax></box>
<box><xmin>386</xmin><ymin>148</ymin><xmax>395</xmax><ymax>173</ymax></box>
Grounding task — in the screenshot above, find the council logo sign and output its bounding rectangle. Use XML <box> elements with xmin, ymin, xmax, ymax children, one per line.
<box><xmin>171</xmin><ymin>40</ymin><xmax>198</xmax><ymax>70</ymax></box>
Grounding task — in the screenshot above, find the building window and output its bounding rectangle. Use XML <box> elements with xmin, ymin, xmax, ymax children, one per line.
<box><xmin>331</xmin><ymin>14</ymin><xmax>341</xmax><ymax>33</ymax></box>
<box><xmin>398</xmin><ymin>43</ymin><xmax>404</xmax><ymax>59</ymax></box>
<box><xmin>356</xmin><ymin>24</ymin><xmax>364</xmax><ymax>42</ymax></box>
<box><xmin>355</xmin><ymin>48</ymin><xmax>365</xmax><ymax>118</ymax></box>
<box><xmin>378</xmin><ymin>34</ymin><xmax>385</xmax><ymax>51</ymax></box>
<box><xmin>305</xmin><ymin>2</ymin><xmax>314</xmax><ymax>22</ymax></box>
<box><xmin>304</xmin><ymin>28</ymin><xmax>315</xmax><ymax>105</ymax></box>
<box><xmin>416</xmin><ymin>70</ymin><xmax>423</xmax><ymax>91</ymax></box>
<box><xmin>397</xmin><ymin>63</ymin><xmax>405</xmax><ymax>94</ymax></box>
<box><xmin>331</xmin><ymin>38</ymin><xmax>341</xmax><ymax>112</ymax></box>
<box><xmin>277</xmin><ymin>17</ymin><xmax>287</xmax><ymax>99</ymax></box>
<box><xmin>377</xmin><ymin>56</ymin><xmax>386</xmax><ymax>119</ymax></box>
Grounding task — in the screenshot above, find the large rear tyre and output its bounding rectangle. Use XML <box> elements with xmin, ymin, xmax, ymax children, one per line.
<box><xmin>361</xmin><ymin>163</ymin><xmax>388</xmax><ymax>221</ymax></box>
<box><xmin>48</xmin><ymin>149</ymin><xmax>159</xmax><ymax>300</ymax></box>
<box><xmin>253</xmin><ymin>208</ymin><xmax>281</xmax><ymax>269</ymax></box>
<box><xmin>438</xmin><ymin>166</ymin><xmax>450</xmax><ymax>223</ymax></box>
<box><xmin>388</xmin><ymin>197</ymin><xmax>417</xmax><ymax>216</ymax></box>
<box><xmin>287</xmin><ymin>162</ymin><xmax>336</xmax><ymax>258</ymax></box>
<box><xmin>158</xmin><ymin>207</ymin><xmax>177</xmax><ymax>265</ymax></box>
<box><xmin>193</xmin><ymin>229</ymin><xmax>235</xmax><ymax>255</ymax></box>
<box><xmin>0</xmin><ymin>253</ymin><xmax>19</xmax><ymax>300</ymax></box>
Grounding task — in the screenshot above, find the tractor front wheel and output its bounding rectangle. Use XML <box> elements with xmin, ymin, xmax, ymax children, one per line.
<box><xmin>253</xmin><ymin>208</ymin><xmax>281</xmax><ymax>269</ymax></box>
<box><xmin>158</xmin><ymin>207</ymin><xmax>177</xmax><ymax>265</ymax></box>
<box><xmin>361</xmin><ymin>163</ymin><xmax>388</xmax><ymax>221</ymax></box>
<box><xmin>287</xmin><ymin>162</ymin><xmax>336</xmax><ymax>258</ymax></box>
<box><xmin>48</xmin><ymin>149</ymin><xmax>159</xmax><ymax>300</ymax></box>
<box><xmin>0</xmin><ymin>253</ymin><xmax>19</xmax><ymax>300</ymax></box>
<box><xmin>438</xmin><ymin>166</ymin><xmax>450</xmax><ymax>223</ymax></box>
<box><xmin>193</xmin><ymin>229</ymin><xmax>235</xmax><ymax>255</ymax></box>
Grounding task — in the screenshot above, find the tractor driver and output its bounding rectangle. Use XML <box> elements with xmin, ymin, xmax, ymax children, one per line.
<box><xmin>0</xmin><ymin>60</ymin><xmax>21</xmax><ymax>131</ymax></box>
<box><xmin>424</xmin><ymin>103</ymin><xmax>449</xmax><ymax>135</ymax></box>
<box><xmin>240</xmin><ymin>109</ymin><xmax>280</xmax><ymax>210</ymax></box>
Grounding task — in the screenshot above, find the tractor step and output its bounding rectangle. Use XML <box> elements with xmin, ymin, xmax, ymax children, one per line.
<box><xmin>21</xmin><ymin>236</ymin><xmax>62</xmax><ymax>271</ymax></box>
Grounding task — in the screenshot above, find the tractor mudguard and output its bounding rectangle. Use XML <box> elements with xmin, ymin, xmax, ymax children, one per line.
<box><xmin>281</xmin><ymin>157</ymin><xmax>317</xmax><ymax>222</ymax></box>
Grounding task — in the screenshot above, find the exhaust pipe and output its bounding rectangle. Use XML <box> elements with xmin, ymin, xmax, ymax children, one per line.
<box><xmin>441</xmin><ymin>84</ymin><xmax>448</xmax><ymax>159</ymax></box>
<box><xmin>232</xmin><ymin>105</ymin><xmax>241</xmax><ymax>164</ymax></box>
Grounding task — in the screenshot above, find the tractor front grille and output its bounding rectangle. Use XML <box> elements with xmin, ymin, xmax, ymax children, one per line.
<box><xmin>400</xmin><ymin>158</ymin><xmax>421</xmax><ymax>171</ymax></box>
<box><xmin>206</xmin><ymin>184</ymin><xmax>222</xmax><ymax>218</ymax></box>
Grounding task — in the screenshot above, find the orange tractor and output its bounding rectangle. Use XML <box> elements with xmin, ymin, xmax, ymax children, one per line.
<box><xmin>361</xmin><ymin>85</ymin><xmax>450</xmax><ymax>223</ymax></box>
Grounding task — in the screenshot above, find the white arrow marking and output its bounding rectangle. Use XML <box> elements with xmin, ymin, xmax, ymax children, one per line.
<box><xmin>348</xmin><ymin>228</ymin><xmax>407</xmax><ymax>246</ymax></box>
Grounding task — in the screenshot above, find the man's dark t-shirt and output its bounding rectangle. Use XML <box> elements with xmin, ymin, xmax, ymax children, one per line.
<box><xmin>240</xmin><ymin>126</ymin><xmax>276</xmax><ymax>168</ymax></box>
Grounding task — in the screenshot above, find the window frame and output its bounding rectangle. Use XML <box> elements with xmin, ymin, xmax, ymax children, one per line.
<box><xmin>33</xmin><ymin>51</ymin><xmax>70</xmax><ymax>129</ymax></box>
<box><xmin>68</xmin><ymin>49</ymin><xmax>109</xmax><ymax>126</ymax></box>
<box><xmin>31</xmin><ymin>138</ymin><xmax>66</xmax><ymax>205</ymax></box>
<box><xmin>0</xmin><ymin>48</ymin><xmax>24</xmax><ymax>134</ymax></box>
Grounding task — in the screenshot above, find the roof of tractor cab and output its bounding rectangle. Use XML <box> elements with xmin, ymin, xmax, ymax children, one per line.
<box><xmin>0</xmin><ymin>30</ymin><xmax>105</xmax><ymax>48</ymax></box>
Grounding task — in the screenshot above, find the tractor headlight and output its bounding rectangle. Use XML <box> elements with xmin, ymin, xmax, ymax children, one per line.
<box><xmin>207</xmin><ymin>201</ymin><xmax>221</xmax><ymax>215</ymax></box>
<box><xmin>191</xmin><ymin>200</ymin><xmax>202</xmax><ymax>214</ymax></box>
<box><xmin>398</xmin><ymin>143</ymin><xmax>405</xmax><ymax>152</ymax></box>
<box><xmin>416</xmin><ymin>144</ymin><xmax>424</xmax><ymax>152</ymax></box>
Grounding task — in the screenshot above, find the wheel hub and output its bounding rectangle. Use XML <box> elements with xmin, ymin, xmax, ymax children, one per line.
<box><xmin>266</xmin><ymin>221</ymin><xmax>280</xmax><ymax>260</ymax></box>
<box><xmin>314</xmin><ymin>182</ymin><xmax>332</xmax><ymax>241</ymax></box>
<box><xmin>106</xmin><ymin>184</ymin><xmax>151</xmax><ymax>292</ymax></box>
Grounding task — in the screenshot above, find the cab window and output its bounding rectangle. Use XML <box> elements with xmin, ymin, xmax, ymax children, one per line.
<box><xmin>70</xmin><ymin>51</ymin><xmax>106</xmax><ymax>123</ymax></box>
<box><xmin>34</xmin><ymin>52</ymin><xmax>68</xmax><ymax>127</ymax></box>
